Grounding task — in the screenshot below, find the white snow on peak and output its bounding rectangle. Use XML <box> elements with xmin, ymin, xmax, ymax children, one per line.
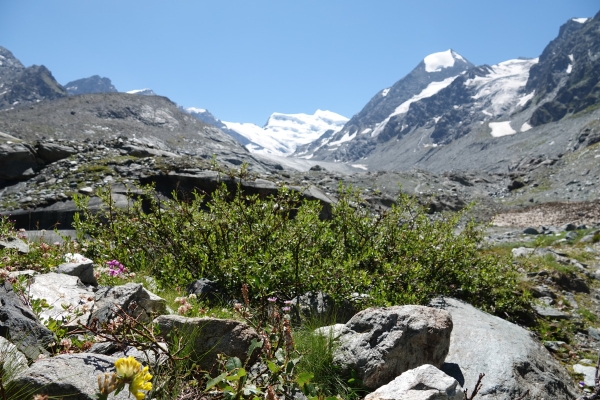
<box><xmin>381</xmin><ymin>88</ymin><xmax>390</xmax><ymax>97</ymax></box>
<box><xmin>224</xmin><ymin>110</ymin><xmax>348</xmax><ymax>156</ymax></box>
<box><xmin>185</xmin><ymin>107</ymin><xmax>207</xmax><ymax>114</ymax></box>
<box><xmin>572</xmin><ymin>18</ymin><xmax>589</xmax><ymax>24</ymax></box>
<box><xmin>127</xmin><ymin>88</ymin><xmax>156</xmax><ymax>95</ymax></box>
<box><xmin>423</xmin><ymin>50</ymin><xmax>463</xmax><ymax>73</ymax></box>
<box><xmin>394</xmin><ymin>76</ymin><xmax>458</xmax><ymax>115</ymax></box>
<box><xmin>566</xmin><ymin>64</ymin><xmax>572</xmax><ymax>74</ymax></box>
<box><xmin>465</xmin><ymin>58</ymin><xmax>538</xmax><ymax>117</ymax></box>
<box><xmin>328</xmin><ymin>131</ymin><xmax>357</xmax><ymax>147</ymax></box>
<box><xmin>370</xmin><ymin>74</ymin><xmax>459</xmax><ymax>138</ymax></box>
<box><xmin>517</xmin><ymin>91</ymin><xmax>535</xmax><ymax>107</ymax></box>
<box><xmin>489</xmin><ymin>121</ymin><xmax>516</xmax><ymax>137</ymax></box>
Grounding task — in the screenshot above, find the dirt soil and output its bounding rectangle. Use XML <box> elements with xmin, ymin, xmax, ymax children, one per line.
<box><xmin>492</xmin><ymin>199</ymin><xmax>600</xmax><ymax>228</ymax></box>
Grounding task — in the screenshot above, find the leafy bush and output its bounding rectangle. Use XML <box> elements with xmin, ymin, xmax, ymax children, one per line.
<box><xmin>72</xmin><ymin>179</ymin><xmax>528</xmax><ymax>318</ymax></box>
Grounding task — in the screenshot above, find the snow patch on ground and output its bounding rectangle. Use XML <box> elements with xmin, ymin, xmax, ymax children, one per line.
<box><xmin>424</xmin><ymin>50</ymin><xmax>458</xmax><ymax>72</ymax></box>
<box><xmin>381</xmin><ymin>88</ymin><xmax>390</xmax><ymax>97</ymax></box>
<box><xmin>351</xmin><ymin>164</ymin><xmax>368</xmax><ymax>170</ymax></box>
<box><xmin>521</xmin><ymin>122</ymin><xmax>532</xmax><ymax>132</ymax></box>
<box><xmin>224</xmin><ymin>109</ymin><xmax>348</xmax><ymax>156</ymax></box>
<box><xmin>465</xmin><ymin>58</ymin><xmax>538</xmax><ymax>117</ymax></box>
<box><xmin>572</xmin><ymin>18</ymin><xmax>589</xmax><ymax>24</ymax></box>
<box><xmin>567</xmin><ymin>64</ymin><xmax>572</xmax><ymax>74</ymax></box>
<box><xmin>489</xmin><ymin>121</ymin><xmax>516</xmax><ymax>137</ymax></box>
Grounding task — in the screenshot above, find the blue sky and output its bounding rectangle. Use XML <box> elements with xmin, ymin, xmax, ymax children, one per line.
<box><xmin>1</xmin><ymin>1</ymin><xmax>598</xmax><ymax>125</ymax></box>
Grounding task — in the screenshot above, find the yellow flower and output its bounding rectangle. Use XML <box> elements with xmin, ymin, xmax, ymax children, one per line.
<box><xmin>114</xmin><ymin>356</ymin><xmax>141</xmax><ymax>381</ymax></box>
<box><xmin>129</xmin><ymin>366</ymin><xmax>153</xmax><ymax>400</ymax></box>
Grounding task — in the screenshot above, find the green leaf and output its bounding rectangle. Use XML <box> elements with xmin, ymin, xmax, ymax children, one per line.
<box><xmin>296</xmin><ymin>372</ymin><xmax>314</xmax><ymax>386</ymax></box>
<box><xmin>225</xmin><ymin>357</ymin><xmax>242</xmax><ymax>371</ymax></box>
<box><xmin>247</xmin><ymin>338</ymin><xmax>263</xmax><ymax>358</ymax></box>
<box><xmin>267</xmin><ymin>361</ymin><xmax>280</xmax><ymax>373</ymax></box>
<box><xmin>205</xmin><ymin>372</ymin><xmax>228</xmax><ymax>390</ymax></box>
<box><xmin>226</xmin><ymin>367</ymin><xmax>247</xmax><ymax>381</ymax></box>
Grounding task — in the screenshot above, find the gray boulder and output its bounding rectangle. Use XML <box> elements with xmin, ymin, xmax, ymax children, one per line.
<box><xmin>0</xmin><ymin>142</ymin><xmax>42</xmax><ymax>181</ymax></box>
<box><xmin>8</xmin><ymin>353</ymin><xmax>131</xmax><ymax>400</ymax></box>
<box><xmin>29</xmin><ymin>273</ymin><xmax>94</xmax><ymax>327</ymax></box>
<box><xmin>430</xmin><ymin>297</ymin><xmax>577</xmax><ymax>399</ymax></box>
<box><xmin>332</xmin><ymin>305</ymin><xmax>453</xmax><ymax>389</ymax></box>
<box><xmin>0</xmin><ymin>235</ymin><xmax>29</xmax><ymax>254</ymax></box>
<box><xmin>90</xmin><ymin>283</ymin><xmax>167</xmax><ymax>324</ymax></box>
<box><xmin>35</xmin><ymin>142</ymin><xmax>77</xmax><ymax>163</ymax></box>
<box><xmin>0</xmin><ymin>282</ymin><xmax>55</xmax><ymax>361</ymax></box>
<box><xmin>57</xmin><ymin>260</ymin><xmax>97</xmax><ymax>286</ymax></box>
<box><xmin>154</xmin><ymin>315</ymin><xmax>259</xmax><ymax>370</ymax></box>
<box><xmin>364</xmin><ymin>364</ymin><xmax>463</xmax><ymax>400</ymax></box>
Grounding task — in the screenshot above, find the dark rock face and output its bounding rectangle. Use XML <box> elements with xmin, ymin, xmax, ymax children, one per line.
<box><xmin>35</xmin><ymin>142</ymin><xmax>77</xmax><ymax>164</ymax></box>
<box><xmin>0</xmin><ymin>64</ymin><xmax>67</xmax><ymax>110</ymax></box>
<box><xmin>0</xmin><ymin>282</ymin><xmax>56</xmax><ymax>361</ymax></box>
<box><xmin>528</xmin><ymin>13</ymin><xmax>600</xmax><ymax>126</ymax></box>
<box><xmin>0</xmin><ymin>46</ymin><xmax>25</xmax><ymax>83</ymax></box>
<box><xmin>0</xmin><ymin>142</ymin><xmax>43</xmax><ymax>181</ymax></box>
<box><xmin>64</xmin><ymin>75</ymin><xmax>118</xmax><ymax>95</ymax></box>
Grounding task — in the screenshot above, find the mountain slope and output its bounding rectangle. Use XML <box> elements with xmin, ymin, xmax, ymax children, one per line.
<box><xmin>0</xmin><ymin>92</ymin><xmax>249</xmax><ymax>159</ymax></box>
<box><xmin>294</xmin><ymin>50</ymin><xmax>474</xmax><ymax>159</ymax></box>
<box><xmin>182</xmin><ymin>107</ymin><xmax>251</xmax><ymax>146</ymax></box>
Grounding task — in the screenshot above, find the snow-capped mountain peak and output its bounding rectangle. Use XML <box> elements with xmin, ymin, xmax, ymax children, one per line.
<box><xmin>224</xmin><ymin>110</ymin><xmax>348</xmax><ymax>156</ymax></box>
<box><xmin>423</xmin><ymin>49</ymin><xmax>465</xmax><ymax>72</ymax></box>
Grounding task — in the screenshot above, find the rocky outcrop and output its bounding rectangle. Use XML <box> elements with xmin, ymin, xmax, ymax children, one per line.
<box><xmin>331</xmin><ymin>305</ymin><xmax>453</xmax><ymax>389</ymax></box>
<box><xmin>90</xmin><ymin>283</ymin><xmax>167</xmax><ymax>324</ymax></box>
<box><xmin>35</xmin><ymin>142</ymin><xmax>77</xmax><ymax>163</ymax></box>
<box><xmin>0</xmin><ymin>142</ymin><xmax>42</xmax><ymax>181</ymax></box>
<box><xmin>430</xmin><ymin>297</ymin><xmax>577</xmax><ymax>399</ymax></box>
<box><xmin>0</xmin><ymin>282</ymin><xmax>56</xmax><ymax>361</ymax></box>
<box><xmin>364</xmin><ymin>364</ymin><xmax>463</xmax><ymax>400</ymax></box>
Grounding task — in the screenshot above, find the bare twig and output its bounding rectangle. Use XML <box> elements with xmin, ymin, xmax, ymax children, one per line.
<box><xmin>464</xmin><ymin>373</ymin><xmax>485</xmax><ymax>400</ymax></box>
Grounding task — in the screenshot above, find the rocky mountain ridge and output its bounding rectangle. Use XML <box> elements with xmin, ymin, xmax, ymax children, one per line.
<box><xmin>0</xmin><ymin>46</ymin><xmax>67</xmax><ymax>110</ymax></box>
<box><xmin>64</xmin><ymin>75</ymin><xmax>118</xmax><ymax>95</ymax></box>
<box><xmin>297</xmin><ymin>12</ymin><xmax>600</xmax><ymax>176</ymax></box>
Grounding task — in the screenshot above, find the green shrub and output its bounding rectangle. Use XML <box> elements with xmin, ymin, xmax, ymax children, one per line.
<box><xmin>72</xmin><ymin>180</ymin><xmax>528</xmax><ymax>318</ymax></box>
